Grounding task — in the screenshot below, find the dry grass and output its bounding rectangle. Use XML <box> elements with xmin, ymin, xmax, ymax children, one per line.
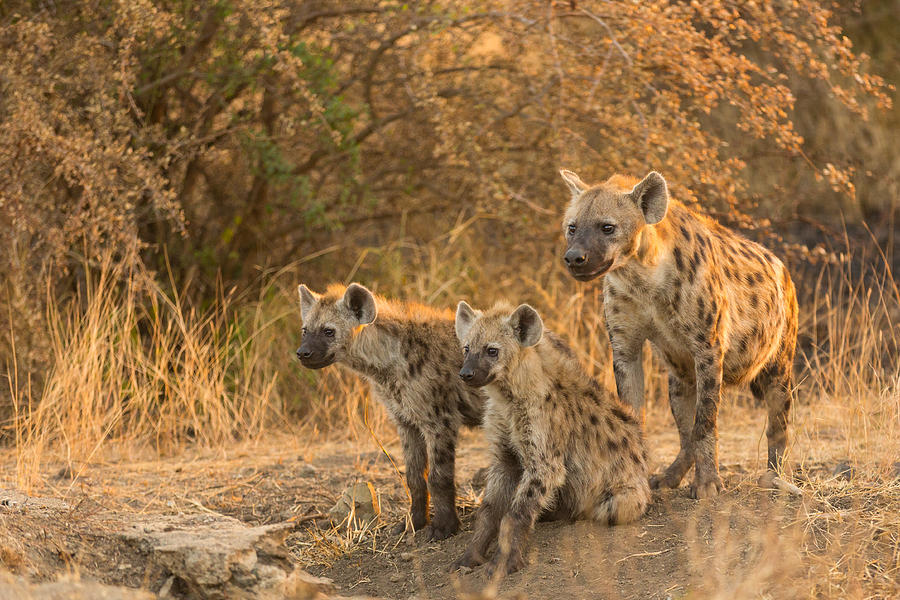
<box><xmin>5</xmin><ymin>257</ymin><xmax>303</xmax><ymax>489</ymax></box>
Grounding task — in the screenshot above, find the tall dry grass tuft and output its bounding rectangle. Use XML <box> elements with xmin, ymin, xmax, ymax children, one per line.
<box><xmin>792</xmin><ymin>250</ymin><xmax>900</xmax><ymax>474</ymax></box>
<box><xmin>7</xmin><ymin>257</ymin><xmax>303</xmax><ymax>489</ymax></box>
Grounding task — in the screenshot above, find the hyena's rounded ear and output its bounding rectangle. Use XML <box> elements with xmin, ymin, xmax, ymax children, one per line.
<box><xmin>559</xmin><ymin>169</ymin><xmax>588</xmax><ymax>200</ymax></box>
<box><xmin>343</xmin><ymin>283</ymin><xmax>377</xmax><ymax>325</ymax></box>
<box><xmin>455</xmin><ymin>301</ymin><xmax>477</xmax><ymax>342</ymax></box>
<box><xmin>298</xmin><ymin>284</ymin><xmax>318</xmax><ymax>320</ymax></box>
<box><xmin>509</xmin><ymin>304</ymin><xmax>543</xmax><ymax>347</ymax></box>
<box><xmin>629</xmin><ymin>171</ymin><xmax>668</xmax><ymax>225</ymax></box>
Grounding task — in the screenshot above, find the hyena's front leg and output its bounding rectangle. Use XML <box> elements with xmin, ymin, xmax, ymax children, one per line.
<box><xmin>488</xmin><ymin>458</ymin><xmax>565</xmax><ymax>578</ymax></box>
<box><xmin>610</xmin><ymin>335</ymin><xmax>646</xmax><ymax>425</ymax></box>
<box><xmin>690</xmin><ymin>346</ymin><xmax>725</xmax><ymax>499</ymax></box>
<box><xmin>395</xmin><ymin>420</ymin><xmax>428</xmax><ymax>534</ymax></box>
<box><xmin>422</xmin><ymin>431</ymin><xmax>461</xmax><ymax>541</ymax></box>
<box><xmin>650</xmin><ymin>370</ymin><xmax>696</xmax><ymax>490</ymax></box>
<box><xmin>452</xmin><ymin>444</ymin><xmax>521</xmax><ymax>570</ymax></box>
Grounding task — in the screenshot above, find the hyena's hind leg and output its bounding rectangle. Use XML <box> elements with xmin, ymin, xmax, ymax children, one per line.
<box><xmin>754</xmin><ymin>277</ymin><xmax>798</xmax><ymax>487</ymax></box>
<box><xmin>590</xmin><ymin>483</ymin><xmax>650</xmax><ymax>526</ymax></box>
<box><xmin>393</xmin><ymin>421</ymin><xmax>429</xmax><ymax>535</ymax></box>
<box><xmin>422</xmin><ymin>431</ymin><xmax>461</xmax><ymax>541</ymax></box>
<box><xmin>750</xmin><ymin>357</ymin><xmax>793</xmax><ymax>478</ymax></box>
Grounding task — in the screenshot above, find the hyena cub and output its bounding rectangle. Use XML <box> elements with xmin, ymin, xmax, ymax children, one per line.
<box><xmin>452</xmin><ymin>301</ymin><xmax>649</xmax><ymax>577</ymax></box>
<box><xmin>296</xmin><ymin>283</ymin><xmax>485</xmax><ymax>540</ymax></box>
<box><xmin>559</xmin><ymin>169</ymin><xmax>799</xmax><ymax>498</ymax></box>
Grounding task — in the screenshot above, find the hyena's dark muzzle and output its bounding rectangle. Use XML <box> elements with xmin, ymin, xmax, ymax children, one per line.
<box><xmin>296</xmin><ymin>335</ymin><xmax>336</xmax><ymax>369</ymax></box>
<box><xmin>564</xmin><ymin>236</ymin><xmax>613</xmax><ymax>282</ymax></box>
<box><xmin>459</xmin><ymin>354</ymin><xmax>495</xmax><ymax>387</ymax></box>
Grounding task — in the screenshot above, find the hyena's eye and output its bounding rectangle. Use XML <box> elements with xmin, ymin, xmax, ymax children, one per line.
<box><xmin>323</xmin><ymin>327</ymin><xmax>335</xmax><ymax>337</ymax></box>
<box><xmin>486</xmin><ymin>347</ymin><xmax>499</xmax><ymax>357</ymax></box>
<box><xmin>463</xmin><ymin>345</ymin><xmax>469</xmax><ymax>355</ymax></box>
<box><xmin>301</xmin><ymin>326</ymin><xmax>307</xmax><ymax>335</ymax></box>
<box><xmin>567</xmin><ymin>223</ymin><xmax>576</xmax><ymax>235</ymax></box>
<box><xmin>601</xmin><ymin>223</ymin><xmax>615</xmax><ymax>235</ymax></box>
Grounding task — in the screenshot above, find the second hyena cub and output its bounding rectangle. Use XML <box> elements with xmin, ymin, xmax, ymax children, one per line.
<box><xmin>452</xmin><ymin>301</ymin><xmax>649</xmax><ymax>577</ymax></box>
<box><xmin>296</xmin><ymin>283</ymin><xmax>485</xmax><ymax>540</ymax></box>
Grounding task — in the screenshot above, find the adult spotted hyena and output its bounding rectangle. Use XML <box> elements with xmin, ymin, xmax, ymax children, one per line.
<box><xmin>296</xmin><ymin>283</ymin><xmax>485</xmax><ymax>540</ymax></box>
<box><xmin>558</xmin><ymin>169</ymin><xmax>799</xmax><ymax>498</ymax></box>
<box><xmin>451</xmin><ymin>301</ymin><xmax>649</xmax><ymax>577</ymax></box>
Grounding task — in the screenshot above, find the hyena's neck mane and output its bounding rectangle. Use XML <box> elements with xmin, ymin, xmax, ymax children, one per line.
<box><xmin>341</xmin><ymin>317</ymin><xmax>405</xmax><ymax>385</ymax></box>
<box><xmin>496</xmin><ymin>346</ymin><xmax>552</xmax><ymax>403</ymax></box>
<box><xmin>341</xmin><ymin>303</ymin><xmax>453</xmax><ymax>386</ymax></box>
<box><xmin>607</xmin><ymin>200</ymin><xmax>691</xmax><ymax>292</ymax></box>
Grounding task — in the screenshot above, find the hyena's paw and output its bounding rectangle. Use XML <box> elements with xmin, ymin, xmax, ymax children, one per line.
<box><xmin>650</xmin><ymin>452</ymin><xmax>693</xmax><ymax>490</ymax></box>
<box><xmin>689</xmin><ymin>473</ymin><xmax>724</xmax><ymax>499</ymax></box>
<box><xmin>421</xmin><ymin>514</ymin><xmax>460</xmax><ymax>542</ymax></box>
<box><xmin>391</xmin><ymin>510</ymin><xmax>428</xmax><ymax>536</ymax></box>
<box><xmin>485</xmin><ymin>548</ymin><xmax>526</xmax><ymax>579</ymax></box>
<box><xmin>449</xmin><ymin>550</ymin><xmax>486</xmax><ymax>572</ymax></box>
<box><xmin>649</xmin><ymin>472</ymin><xmax>683</xmax><ymax>490</ymax></box>
<box><xmin>390</xmin><ymin>521</ymin><xmax>407</xmax><ymax>536</ymax></box>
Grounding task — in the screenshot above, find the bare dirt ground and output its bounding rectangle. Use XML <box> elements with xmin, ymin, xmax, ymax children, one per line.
<box><xmin>1</xmin><ymin>398</ymin><xmax>898</xmax><ymax>599</ymax></box>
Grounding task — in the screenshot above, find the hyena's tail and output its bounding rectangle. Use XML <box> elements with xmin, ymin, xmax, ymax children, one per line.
<box><xmin>591</xmin><ymin>482</ymin><xmax>650</xmax><ymax>526</ymax></box>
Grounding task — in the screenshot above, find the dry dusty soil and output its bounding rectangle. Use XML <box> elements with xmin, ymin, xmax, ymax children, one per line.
<box><xmin>1</xmin><ymin>400</ymin><xmax>898</xmax><ymax>599</ymax></box>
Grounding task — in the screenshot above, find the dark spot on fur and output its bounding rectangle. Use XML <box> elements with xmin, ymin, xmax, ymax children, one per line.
<box><xmin>590</xmin><ymin>414</ymin><xmax>599</xmax><ymax>426</ymax></box>
<box><xmin>612</xmin><ymin>406</ymin><xmax>631</xmax><ymax>423</ymax></box>
<box><xmin>547</xmin><ymin>332</ymin><xmax>575</xmax><ymax>357</ymax></box>
<box><xmin>673</xmin><ymin>246</ymin><xmax>685</xmax><ymax>271</ymax></box>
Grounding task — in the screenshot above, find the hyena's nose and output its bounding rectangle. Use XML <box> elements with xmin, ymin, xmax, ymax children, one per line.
<box><xmin>459</xmin><ymin>367</ymin><xmax>474</xmax><ymax>382</ymax></box>
<box><xmin>564</xmin><ymin>249</ymin><xmax>587</xmax><ymax>266</ymax></box>
<box><xmin>297</xmin><ymin>348</ymin><xmax>311</xmax><ymax>360</ymax></box>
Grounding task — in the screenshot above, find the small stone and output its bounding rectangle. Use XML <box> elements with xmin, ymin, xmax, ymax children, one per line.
<box><xmin>157</xmin><ymin>575</ymin><xmax>175</xmax><ymax>598</ymax></box>
<box><xmin>328</xmin><ymin>482</ymin><xmax>380</xmax><ymax>528</ymax></box>
<box><xmin>54</xmin><ymin>466</ymin><xmax>75</xmax><ymax>480</ymax></box>
<box><xmin>389</xmin><ymin>572</ymin><xmax>404</xmax><ymax>583</ymax></box>
<box><xmin>458</xmin><ymin>565</ymin><xmax>473</xmax><ymax>575</ymax></box>
<box><xmin>833</xmin><ymin>461</ymin><xmax>855</xmax><ymax>481</ymax></box>
<box><xmin>399</xmin><ymin>551</ymin><xmax>414</xmax><ymax>562</ymax></box>
<box><xmin>298</xmin><ymin>464</ymin><xmax>317</xmax><ymax>477</ymax></box>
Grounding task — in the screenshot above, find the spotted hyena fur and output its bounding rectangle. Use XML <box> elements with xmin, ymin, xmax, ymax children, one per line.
<box><xmin>559</xmin><ymin>169</ymin><xmax>799</xmax><ymax>499</ymax></box>
<box><xmin>451</xmin><ymin>301</ymin><xmax>649</xmax><ymax>577</ymax></box>
<box><xmin>296</xmin><ymin>283</ymin><xmax>485</xmax><ymax>540</ymax></box>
